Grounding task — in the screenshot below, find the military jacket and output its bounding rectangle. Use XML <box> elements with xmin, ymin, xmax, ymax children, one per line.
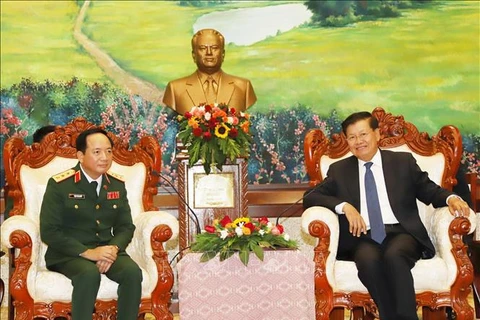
<box><xmin>40</xmin><ymin>163</ymin><xmax>135</xmax><ymax>267</ymax></box>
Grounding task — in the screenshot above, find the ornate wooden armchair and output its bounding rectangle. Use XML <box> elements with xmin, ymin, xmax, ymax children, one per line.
<box><xmin>1</xmin><ymin>117</ymin><xmax>178</xmax><ymax>320</ymax></box>
<box><xmin>301</xmin><ymin>107</ymin><xmax>476</xmax><ymax>319</ymax></box>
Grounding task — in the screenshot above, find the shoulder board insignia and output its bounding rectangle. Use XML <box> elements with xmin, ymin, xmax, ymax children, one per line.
<box><xmin>52</xmin><ymin>169</ymin><xmax>76</xmax><ymax>183</ymax></box>
<box><xmin>107</xmin><ymin>171</ymin><xmax>125</xmax><ymax>182</ymax></box>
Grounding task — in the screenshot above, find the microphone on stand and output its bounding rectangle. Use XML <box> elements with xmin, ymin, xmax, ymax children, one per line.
<box><xmin>275</xmin><ymin>179</ymin><xmax>327</xmax><ymax>225</ymax></box>
<box><xmin>152</xmin><ymin>170</ymin><xmax>202</xmax><ymax>234</ymax></box>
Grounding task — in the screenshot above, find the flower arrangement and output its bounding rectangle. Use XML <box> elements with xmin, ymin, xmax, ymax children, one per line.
<box><xmin>176</xmin><ymin>103</ymin><xmax>252</xmax><ymax>174</ymax></box>
<box><xmin>190</xmin><ymin>215</ymin><xmax>298</xmax><ymax>266</ymax></box>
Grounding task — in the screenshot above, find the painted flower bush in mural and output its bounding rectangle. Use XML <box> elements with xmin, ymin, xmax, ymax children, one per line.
<box><xmin>248</xmin><ymin>106</ymin><xmax>342</xmax><ymax>184</ymax></box>
<box><xmin>1</xmin><ymin>107</ymin><xmax>28</xmax><ymax>141</ymax></box>
<box><xmin>1</xmin><ymin>78</ymin><xmax>479</xmax><ymax>189</ymax></box>
<box><xmin>176</xmin><ymin>103</ymin><xmax>252</xmax><ymax>174</ymax></box>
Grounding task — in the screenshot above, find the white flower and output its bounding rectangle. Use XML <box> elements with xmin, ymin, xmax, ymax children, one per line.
<box><xmin>204</xmin><ymin>112</ymin><xmax>211</xmax><ymax>121</ymax></box>
<box><xmin>227</xmin><ymin>116</ymin><xmax>234</xmax><ymax>124</ymax></box>
<box><xmin>220</xmin><ymin>229</ymin><xmax>229</xmax><ymax>240</ymax></box>
<box><xmin>235</xmin><ymin>226</ymin><xmax>243</xmax><ymax>237</ymax></box>
<box><xmin>259</xmin><ymin>229</ymin><xmax>265</xmax><ymax>236</ymax></box>
<box><xmin>283</xmin><ymin>234</ymin><xmax>290</xmax><ymax>241</ymax></box>
<box><xmin>267</xmin><ymin>222</ymin><xmax>273</xmax><ymax>229</ymax></box>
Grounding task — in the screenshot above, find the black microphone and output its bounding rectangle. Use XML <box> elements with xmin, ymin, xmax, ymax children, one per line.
<box><xmin>152</xmin><ymin>170</ymin><xmax>201</xmax><ymax>234</ymax></box>
<box><xmin>275</xmin><ymin>179</ymin><xmax>327</xmax><ymax>225</ymax></box>
<box><xmin>169</xmin><ymin>245</ymin><xmax>191</xmax><ymax>265</ymax></box>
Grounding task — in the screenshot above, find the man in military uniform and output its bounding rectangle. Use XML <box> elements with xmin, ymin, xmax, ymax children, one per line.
<box><xmin>40</xmin><ymin>128</ymin><xmax>142</xmax><ymax>320</ymax></box>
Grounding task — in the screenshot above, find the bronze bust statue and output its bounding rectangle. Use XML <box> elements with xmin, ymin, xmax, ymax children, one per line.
<box><xmin>163</xmin><ymin>29</ymin><xmax>257</xmax><ymax>115</ymax></box>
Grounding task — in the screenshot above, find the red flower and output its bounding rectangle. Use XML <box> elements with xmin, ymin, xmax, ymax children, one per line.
<box><xmin>244</xmin><ymin>222</ymin><xmax>255</xmax><ymax>232</ymax></box>
<box><xmin>203</xmin><ymin>131</ymin><xmax>212</xmax><ymax>140</ymax></box>
<box><xmin>258</xmin><ymin>217</ymin><xmax>269</xmax><ymax>225</ymax></box>
<box><xmin>208</xmin><ymin>119</ymin><xmax>217</xmax><ymax>129</ymax></box>
<box><xmin>193</xmin><ymin>127</ymin><xmax>203</xmax><ymax>137</ymax></box>
<box><xmin>205</xmin><ymin>104</ymin><xmax>212</xmax><ymax>112</ymax></box>
<box><xmin>185</xmin><ymin>112</ymin><xmax>192</xmax><ymax>119</ymax></box>
<box><xmin>276</xmin><ymin>224</ymin><xmax>284</xmax><ymax>234</ymax></box>
<box><xmin>230</xmin><ymin>107</ymin><xmax>236</xmax><ymax>115</ymax></box>
<box><xmin>205</xmin><ymin>225</ymin><xmax>216</xmax><ymax>233</ymax></box>
<box><xmin>220</xmin><ymin>216</ymin><xmax>232</xmax><ymax>227</ymax></box>
<box><xmin>228</xmin><ymin>127</ymin><xmax>238</xmax><ymax>138</ymax></box>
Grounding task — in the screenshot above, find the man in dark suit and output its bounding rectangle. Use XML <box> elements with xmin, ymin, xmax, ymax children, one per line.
<box><xmin>40</xmin><ymin>128</ymin><xmax>142</xmax><ymax>320</ymax></box>
<box><xmin>303</xmin><ymin>111</ymin><xmax>471</xmax><ymax>320</ymax></box>
<box><xmin>163</xmin><ymin>28</ymin><xmax>257</xmax><ymax>115</ymax></box>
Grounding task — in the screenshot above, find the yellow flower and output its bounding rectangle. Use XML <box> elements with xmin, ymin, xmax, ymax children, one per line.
<box><xmin>242</xmin><ymin>227</ymin><xmax>251</xmax><ymax>235</ymax></box>
<box><xmin>233</xmin><ymin>217</ymin><xmax>250</xmax><ymax>226</ymax></box>
<box><xmin>214</xmin><ymin>123</ymin><xmax>230</xmax><ymax>139</ymax></box>
<box><xmin>240</xmin><ymin>121</ymin><xmax>250</xmax><ymax>134</ymax></box>
<box><xmin>188</xmin><ymin>117</ymin><xmax>199</xmax><ymax>129</ymax></box>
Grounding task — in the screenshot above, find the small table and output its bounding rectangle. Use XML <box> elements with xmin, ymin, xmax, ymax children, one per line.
<box><xmin>178</xmin><ymin>250</ymin><xmax>315</xmax><ymax>320</ymax></box>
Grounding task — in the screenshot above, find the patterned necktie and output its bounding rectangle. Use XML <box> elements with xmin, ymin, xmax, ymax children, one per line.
<box><xmin>90</xmin><ymin>181</ymin><xmax>98</xmax><ymax>198</ymax></box>
<box><xmin>364</xmin><ymin>162</ymin><xmax>386</xmax><ymax>243</ymax></box>
<box><xmin>204</xmin><ymin>76</ymin><xmax>217</xmax><ymax>104</ymax></box>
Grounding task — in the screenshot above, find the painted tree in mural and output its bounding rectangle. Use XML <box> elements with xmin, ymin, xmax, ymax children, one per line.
<box><xmin>305</xmin><ymin>0</ymin><xmax>433</xmax><ymax>26</ymax></box>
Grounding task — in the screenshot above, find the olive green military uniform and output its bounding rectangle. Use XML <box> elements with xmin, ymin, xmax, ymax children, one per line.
<box><xmin>40</xmin><ymin>163</ymin><xmax>142</xmax><ymax>320</ymax></box>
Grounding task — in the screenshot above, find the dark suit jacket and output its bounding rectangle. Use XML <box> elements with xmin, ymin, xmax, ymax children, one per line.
<box><xmin>303</xmin><ymin>149</ymin><xmax>453</xmax><ymax>259</ymax></box>
<box><xmin>40</xmin><ymin>163</ymin><xmax>135</xmax><ymax>268</ymax></box>
<box><xmin>162</xmin><ymin>70</ymin><xmax>257</xmax><ymax>115</ymax></box>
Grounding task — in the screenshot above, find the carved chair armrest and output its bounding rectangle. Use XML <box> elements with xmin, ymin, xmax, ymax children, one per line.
<box><xmin>428</xmin><ymin>206</ymin><xmax>475</xmax><ymax>257</ymax></box>
<box><xmin>130</xmin><ymin>211</ymin><xmax>178</xmax><ymax>265</ymax></box>
<box><xmin>0</xmin><ymin>215</ymin><xmax>39</xmax><ymax>305</ymax></box>
<box><xmin>130</xmin><ymin>211</ymin><xmax>178</xmax><ymax>313</ymax></box>
<box><xmin>301</xmin><ymin>206</ymin><xmax>339</xmax><ymax>284</ymax></box>
<box><xmin>130</xmin><ymin>211</ymin><xmax>178</xmax><ymax>277</ymax></box>
<box><xmin>1</xmin><ymin>215</ymin><xmax>39</xmax><ymax>261</ymax></box>
<box><xmin>427</xmin><ymin>206</ymin><xmax>475</xmax><ymax>291</ymax></box>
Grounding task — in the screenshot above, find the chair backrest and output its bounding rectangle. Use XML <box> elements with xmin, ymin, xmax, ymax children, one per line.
<box><xmin>304</xmin><ymin>107</ymin><xmax>462</xmax><ymax>225</ymax></box>
<box><xmin>3</xmin><ymin>117</ymin><xmax>162</xmax><ymax>268</ymax></box>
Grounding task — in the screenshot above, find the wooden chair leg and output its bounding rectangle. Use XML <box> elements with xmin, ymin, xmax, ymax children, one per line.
<box><xmin>364</xmin><ymin>312</ymin><xmax>375</xmax><ymax>320</ymax></box>
<box><xmin>351</xmin><ymin>307</ymin><xmax>365</xmax><ymax>320</ymax></box>
<box><xmin>330</xmin><ymin>307</ymin><xmax>345</xmax><ymax>320</ymax></box>
<box><xmin>422</xmin><ymin>306</ymin><xmax>446</xmax><ymax>320</ymax></box>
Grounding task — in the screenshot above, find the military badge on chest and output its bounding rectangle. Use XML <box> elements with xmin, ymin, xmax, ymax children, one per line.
<box><xmin>107</xmin><ymin>191</ymin><xmax>120</xmax><ymax>200</ymax></box>
<box><xmin>69</xmin><ymin>193</ymin><xmax>85</xmax><ymax>200</ymax></box>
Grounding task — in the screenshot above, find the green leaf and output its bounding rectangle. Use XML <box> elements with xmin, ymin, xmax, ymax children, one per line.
<box><xmin>203</xmin><ymin>162</ymin><xmax>211</xmax><ymax>174</ymax></box>
<box><xmin>250</xmin><ymin>242</ymin><xmax>264</xmax><ymax>261</ymax></box>
<box><xmin>219</xmin><ymin>250</ymin><xmax>234</xmax><ymax>261</ymax></box>
<box><xmin>239</xmin><ymin>248</ymin><xmax>249</xmax><ymax>266</ymax></box>
<box><xmin>200</xmin><ymin>251</ymin><xmax>218</xmax><ymax>262</ymax></box>
<box><xmin>259</xmin><ymin>240</ymin><xmax>274</xmax><ymax>248</ymax></box>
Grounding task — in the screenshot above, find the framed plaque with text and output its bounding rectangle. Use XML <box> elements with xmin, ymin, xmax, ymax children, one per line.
<box><xmin>177</xmin><ymin>158</ymin><xmax>248</xmax><ymax>251</ymax></box>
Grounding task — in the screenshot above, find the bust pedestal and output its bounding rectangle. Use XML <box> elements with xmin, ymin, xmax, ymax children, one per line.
<box><xmin>176</xmin><ymin>154</ymin><xmax>248</xmax><ymax>252</ymax></box>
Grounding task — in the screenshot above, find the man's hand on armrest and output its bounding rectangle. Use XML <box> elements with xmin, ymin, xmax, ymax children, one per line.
<box><xmin>447</xmin><ymin>195</ymin><xmax>471</xmax><ymax>217</ymax></box>
<box><xmin>343</xmin><ymin>203</ymin><xmax>367</xmax><ymax>237</ymax></box>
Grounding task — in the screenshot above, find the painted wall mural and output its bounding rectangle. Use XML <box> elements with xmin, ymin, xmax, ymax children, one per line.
<box><xmin>1</xmin><ymin>0</ymin><xmax>479</xmax><ymax>187</ymax></box>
